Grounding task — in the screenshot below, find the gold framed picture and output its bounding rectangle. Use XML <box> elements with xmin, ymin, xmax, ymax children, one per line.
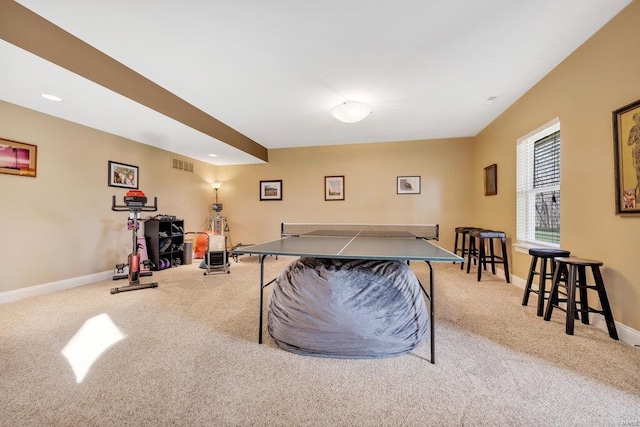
<box><xmin>613</xmin><ymin>99</ymin><xmax>640</xmax><ymax>214</ymax></box>
<box><xmin>0</xmin><ymin>138</ymin><xmax>37</xmax><ymax>177</ymax></box>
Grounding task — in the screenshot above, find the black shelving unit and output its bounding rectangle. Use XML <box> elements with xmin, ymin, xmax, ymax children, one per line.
<box><xmin>144</xmin><ymin>218</ymin><xmax>185</xmax><ymax>270</ymax></box>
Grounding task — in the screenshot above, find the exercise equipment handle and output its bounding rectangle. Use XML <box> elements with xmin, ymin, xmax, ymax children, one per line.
<box><xmin>111</xmin><ymin>195</ymin><xmax>158</xmax><ymax>212</ymax></box>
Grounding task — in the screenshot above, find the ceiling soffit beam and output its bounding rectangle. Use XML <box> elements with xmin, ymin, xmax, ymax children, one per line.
<box><xmin>0</xmin><ymin>0</ymin><xmax>268</xmax><ymax>162</ymax></box>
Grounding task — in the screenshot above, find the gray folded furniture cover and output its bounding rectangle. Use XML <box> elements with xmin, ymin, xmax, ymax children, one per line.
<box><xmin>268</xmin><ymin>257</ymin><xmax>428</xmax><ymax>358</ymax></box>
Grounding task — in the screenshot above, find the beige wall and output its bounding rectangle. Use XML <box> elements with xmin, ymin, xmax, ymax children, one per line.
<box><xmin>473</xmin><ymin>1</ymin><xmax>640</xmax><ymax>330</ymax></box>
<box><xmin>0</xmin><ymin>101</ymin><xmax>218</xmax><ymax>292</ymax></box>
<box><xmin>216</xmin><ymin>139</ymin><xmax>474</xmax><ymax>251</ymax></box>
<box><xmin>0</xmin><ymin>100</ymin><xmax>474</xmax><ymax>295</ymax></box>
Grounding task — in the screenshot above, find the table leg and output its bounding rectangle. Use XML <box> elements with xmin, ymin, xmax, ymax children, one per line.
<box><xmin>257</xmin><ymin>255</ymin><xmax>278</xmax><ymax>344</ymax></box>
<box><xmin>426</xmin><ymin>261</ymin><xmax>435</xmax><ymax>364</ymax></box>
<box><xmin>259</xmin><ymin>254</ymin><xmax>266</xmax><ymax>344</ymax></box>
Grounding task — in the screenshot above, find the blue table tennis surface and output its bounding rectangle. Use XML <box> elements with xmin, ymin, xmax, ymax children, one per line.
<box><xmin>233</xmin><ymin>235</ymin><xmax>462</xmax><ymax>262</ymax></box>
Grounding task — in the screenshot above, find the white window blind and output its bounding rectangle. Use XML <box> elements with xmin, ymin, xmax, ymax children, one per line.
<box><xmin>516</xmin><ymin>118</ymin><xmax>561</xmax><ymax>246</ymax></box>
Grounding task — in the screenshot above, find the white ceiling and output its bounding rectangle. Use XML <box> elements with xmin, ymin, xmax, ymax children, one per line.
<box><xmin>0</xmin><ymin>0</ymin><xmax>632</xmax><ymax>165</ymax></box>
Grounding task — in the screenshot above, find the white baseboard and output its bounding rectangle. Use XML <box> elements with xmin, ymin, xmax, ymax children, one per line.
<box><xmin>589</xmin><ymin>312</ymin><xmax>640</xmax><ymax>347</ymax></box>
<box><xmin>490</xmin><ymin>266</ymin><xmax>640</xmax><ymax>348</ymax></box>
<box><xmin>0</xmin><ymin>270</ymin><xmax>112</xmax><ymax>305</ymax></box>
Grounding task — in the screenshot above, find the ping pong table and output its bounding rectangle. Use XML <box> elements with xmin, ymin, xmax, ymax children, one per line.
<box><xmin>233</xmin><ymin>223</ymin><xmax>462</xmax><ymax>363</ymax></box>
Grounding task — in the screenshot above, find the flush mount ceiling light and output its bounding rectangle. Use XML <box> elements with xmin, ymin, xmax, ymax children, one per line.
<box><xmin>331</xmin><ymin>101</ymin><xmax>372</xmax><ymax>123</ymax></box>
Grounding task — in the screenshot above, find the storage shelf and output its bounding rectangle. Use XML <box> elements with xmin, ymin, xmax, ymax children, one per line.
<box><xmin>144</xmin><ymin>219</ymin><xmax>184</xmax><ymax>270</ymax></box>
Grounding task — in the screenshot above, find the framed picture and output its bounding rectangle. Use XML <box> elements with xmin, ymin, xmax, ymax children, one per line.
<box><xmin>0</xmin><ymin>138</ymin><xmax>37</xmax><ymax>177</ymax></box>
<box><xmin>397</xmin><ymin>176</ymin><xmax>421</xmax><ymax>194</ymax></box>
<box><xmin>325</xmin><ymin>175</ymin><xmax>345</xmax><ymax>200</ymax></box>
<box><xmin>613</xmin><ymin>99</ymin><xmax>640</xmax><ymax>214</ymax></box>
<box><xmin>108</xmin><ymin>161</ymin><xmax>139</xmax><ymax>189</ymax></box>
<box><xmin>260</xmin><ymin>179</ymin><xmax>282</xmax><ymax>200</ymax></box>
<box><xmin>484</xmin><ymin>164</ymin><xmax>497</xmax><ymax>196</ymax></box>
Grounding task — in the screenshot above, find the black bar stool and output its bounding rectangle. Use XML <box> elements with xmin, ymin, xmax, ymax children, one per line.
<box><xmin>522</xmin><ymin>248</ymin><xmax>571</xmax><ymax>317</ymax></box>
<box><xmin>453</xmin><ymin>227</ymin><xmax>481</xmax><ymax>270</ymax></box>
<box><xmin>544</xmin><ymin>257</ymin><xmax>618</xmax><ymax>339</ymax></box>
<box><xmin>466</xmin><ymin>229</ymin><xmax>510</xmax><ymax>283</ymax></box>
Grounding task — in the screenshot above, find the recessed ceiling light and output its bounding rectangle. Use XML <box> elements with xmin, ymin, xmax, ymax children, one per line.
<box><xmin>483</xmin><ymin>96</ymin><xmax>498</xmax><ymax>105</ymax></box>
<box><xmin>208</xmin><ymin>154</ymin><xmax>217</xmax><ymax>157</ymax></box>
<box><xmin>41</xmin><ymin>93</ymin><xmax>62</xmax><ymax>102</ymax></box>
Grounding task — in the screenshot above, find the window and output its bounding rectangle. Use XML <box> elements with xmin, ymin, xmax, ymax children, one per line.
<box><xmin>516</xmin><ymin>118</ymin><xmax>560</xmax><ymax>247</ymax></box>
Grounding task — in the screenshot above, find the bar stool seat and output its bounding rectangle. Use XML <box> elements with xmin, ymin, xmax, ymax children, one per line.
<box><xmin>453</xmin><ymin>227</ymin><xmax>481</xmax><ymax>270</ymax></box>
<box><xmin>466</xmin><ymin>229</ymin><xmax>510</xmax><ymax>283</ymax></box>
<box><xmin>543</xmin><ymin>256</ymin><xmax>618</xmax><ymax>339</ymax></box>
<box><xmin>522</xmin><ymin>248</ymin><xmax>570</xmax><ymax>316</ymax></box>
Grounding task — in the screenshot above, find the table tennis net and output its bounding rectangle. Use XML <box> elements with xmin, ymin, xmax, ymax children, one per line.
<box><xmin>281</xmin><ymin>223</ymin><xmax>439</xmax><ymax>240</ymax></box>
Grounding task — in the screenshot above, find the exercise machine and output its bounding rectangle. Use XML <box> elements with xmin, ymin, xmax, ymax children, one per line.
<box><xmin>111</xmin><ymin>190</ymin><xmax>159</xmax><ymax>294</ymax></box>
<box><xmin>183</xmin><ymin>185</ymin><xmax>230</xmax><ymax>275</ymax></box>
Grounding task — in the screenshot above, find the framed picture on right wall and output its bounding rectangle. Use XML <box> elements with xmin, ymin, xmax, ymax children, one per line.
<box><xmin>484</xmin><ymin>164</ymin><xmax>497</xmax><ymax>196</ymax></box>
<box><xmin>613</xmin><ymin>98</ymin><xmax>640</xmax><ymax>214</ymax></box>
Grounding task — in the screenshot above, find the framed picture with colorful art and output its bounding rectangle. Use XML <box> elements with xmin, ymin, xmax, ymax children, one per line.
<box><xmin>0</xmin><ymin>138</ymin><xmax>37</xmax><ymax>177</ymax></box>
<box><xmin>108</xmin><ymin>161</ymin><xmax>139</xmax><ymax>189</ymax></box>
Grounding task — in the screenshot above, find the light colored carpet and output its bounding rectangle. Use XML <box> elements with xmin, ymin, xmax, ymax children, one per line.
<box><xmin>1</xmin><ymin>256</ymin><xmax>639</xmax><ymax>426</ymax></box>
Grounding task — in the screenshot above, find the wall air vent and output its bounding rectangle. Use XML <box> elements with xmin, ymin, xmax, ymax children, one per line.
<box><xmin>172</xmin><ymin>158</ymin><xmax>194</xmax><ymax>173</ymax></box>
